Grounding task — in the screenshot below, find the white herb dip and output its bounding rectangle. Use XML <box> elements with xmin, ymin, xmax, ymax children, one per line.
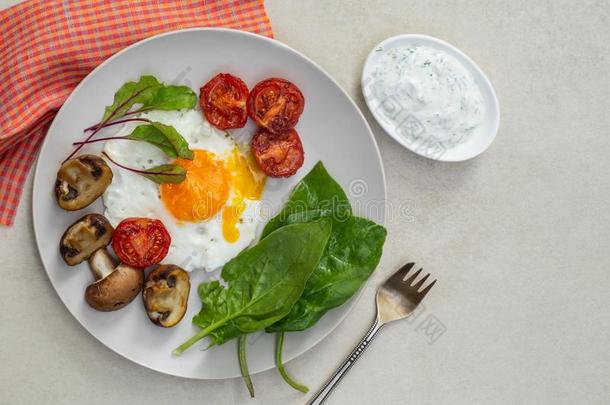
<box><xmin>371</xmin><ymin>45</ymin><xmax>485</xmax><ymax>148</ymax></box>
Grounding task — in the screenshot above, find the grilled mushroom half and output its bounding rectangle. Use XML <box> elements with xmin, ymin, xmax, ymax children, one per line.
<box><xmin>85</xmin><ymin>248</ymin><xmax>144</xmax><ymax>311</ymax></box>
<box><xmin>55</xmin><ymin>154</ymin><xmax>112</xmax><ymax>210</ymax></box>
<box><xmin>143</xmin><ymin>265</ymin><xmax>190</xmax><ymax>327</ymax></box>
<box><xmin>60</xmin><ymin>214</ymin><xmax>113</xmax><ymax>266</ymax></box>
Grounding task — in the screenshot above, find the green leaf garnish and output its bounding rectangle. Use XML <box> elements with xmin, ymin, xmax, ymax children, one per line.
<box><xmin>143</xmin><ymin>85</ymin><xmax>199</xmax><ymax>112</ymax></box>
<box><xmin>140</xmin><ymin>164</ymin><xmax>187</xmax><ymax>184</ymax></box>
<box><xmin>102</xmin><ymin>152</ymin><xmax>186</xmax><ymax>185</ymax></box>
<box><xmin>102</xmin><ymin>75</ymin><xmax>196</xmax><ymax>122</ymax></box>
<box><xmin>102</xmin><ymin>75</ymin><xmax>160</xmax><ymax>121</ymax></box>
<box><xmin>127</xmin><ymin>122</ymin><xmax>194</xmax><ymax>159</ymax></box>
<box><xmin>68</xmin><ymin>75</ymin><xmax>196</xmax><ymax>163</ymax></box>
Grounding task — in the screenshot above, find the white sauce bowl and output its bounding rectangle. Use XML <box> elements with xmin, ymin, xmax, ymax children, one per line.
<box><xmin>362</xmin><ymin>34</ymin><xmax>500</xmax><ymax>161</ymax></box>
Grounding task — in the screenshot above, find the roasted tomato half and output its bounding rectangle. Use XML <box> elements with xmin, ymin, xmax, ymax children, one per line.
<box><xmin>112</xmin><ymin>218</ymin><xmax>171</xmax><ymax>268</ymax></box>
<box><xmin>200</xmin><ymin>73</ymin><xmax>249</xmax><ymax>129</ymax></box>
<box><xmin>247</xmin><ymin>78</ymin><xmax>305</xmax><ymax>134</ymax></box>
<box><xmin>251</xmin><ymin>128</ymin><xmax>304</xmax><ymax>178</ymax></box>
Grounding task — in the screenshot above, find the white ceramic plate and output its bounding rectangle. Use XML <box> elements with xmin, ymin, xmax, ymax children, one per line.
<box><xmin>32</xmin><ymin>28</ymin><xmax>386</xmax><ymax>379</ymax></box>
<box><xmin>362</xmin><ymin>34</ymin><xmax>500</xmax><ymax>161</ymax></box>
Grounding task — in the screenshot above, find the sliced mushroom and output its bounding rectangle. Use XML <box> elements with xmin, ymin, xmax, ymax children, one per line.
<box><xmin>85</xmin><ymin>248</ymin><xmax>144</xmax><ymax>311</ymax></box>
<box><xmin>60</xmin><ymin>214</ymin><xmax>113</xmax><ymax>266</ymax></box>
<box><xmin>55</xmin><ymin>155</ymin><xmax>113</xmax><ymax>210</ymax></box>
<box><xmin>143</xmin><ymin>265</ymin><xmax>191</xmax><ymax>327</ymax></box>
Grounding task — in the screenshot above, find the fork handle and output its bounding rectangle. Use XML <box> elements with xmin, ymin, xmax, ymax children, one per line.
<box><xmin>308</xmin><ymin>317</ymin><xmax>384</xmax><ymax>405</ymax></box>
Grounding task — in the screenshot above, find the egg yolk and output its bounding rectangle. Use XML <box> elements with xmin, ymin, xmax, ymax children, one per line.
<box><xmin>221</xmin><ymin>148</ymin><xmax>266</xmax><ymax>243</ymax></box>
<box><xmin>160</xmin><ymin>149</ymin><xmax>229</xmax><ymax>222</ymax></box>
<box><xmin>160</xmin><ymin>147</ymin><xmax>265</xmax><ymax>243</ymax></box>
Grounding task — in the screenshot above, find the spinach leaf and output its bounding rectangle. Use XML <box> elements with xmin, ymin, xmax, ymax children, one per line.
<box><xmin>267</xmin><ymin>216</ymin><xmax>386</xmax><ymax>332</ymax></box>
<box><xmin>262</xmin><ymin>162</ymin><xmax>351</xmax><ymax>237</ymax></box>
<box><xmin>173</xmin><ymin>218</ymin><xmax>332</xmax><ymax>354</ymax></box>
<box><xmin>256</xmin><ymin>162</ymin><xmax>386</xmax><ymax>392</ymax></box>
<box><xmin>102</xmin><ymin>75</ymin><xmax>196</xmax><ymax>122</ymax></box>
<box><xmin>265</xmin><ymin>162</ymin><xmax>387</xmax><ymax>332</ymax></box>
<box><xmin>262</xmin><ymin>161</ymin><xmax>386</xmax><ymax>392</ymax></box>
<box><xmin>126</xmin><ymin>122</ymin><xmax>194</xmax><ymax>159</ymax></box>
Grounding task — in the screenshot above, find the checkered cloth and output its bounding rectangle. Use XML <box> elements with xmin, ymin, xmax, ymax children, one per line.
<box><xmin>0</xmin><ymin>0</ymin><xmax>273</xmax><ymax>226</ymax></box>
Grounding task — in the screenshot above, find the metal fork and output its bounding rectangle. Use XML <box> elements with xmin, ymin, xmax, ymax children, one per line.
<box><xmin>308</xmin><ymin>263</ymin><xmax>436</xmax><ymax>405</ymax></box>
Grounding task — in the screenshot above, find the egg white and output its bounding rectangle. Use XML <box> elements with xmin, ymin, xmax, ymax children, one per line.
<box><xmin>102</xmin><ymin>109</ymin><xmax>262</xmax><ymax>272</ymax></box>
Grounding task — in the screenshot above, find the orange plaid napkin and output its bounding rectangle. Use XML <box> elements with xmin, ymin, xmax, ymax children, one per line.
<box><xmin>0</xmin><ymin>0</ymin><xmax>273</xmax><ymax>226</ymax></box>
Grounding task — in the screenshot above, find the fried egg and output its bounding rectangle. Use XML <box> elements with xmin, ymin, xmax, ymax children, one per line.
<box><xmin>102</xmin><ymin>109</ymin><xmax>265</xmax><ymax>271</ymax></box>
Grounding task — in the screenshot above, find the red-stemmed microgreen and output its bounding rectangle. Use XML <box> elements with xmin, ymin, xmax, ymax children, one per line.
<box><xmin>64</xmin><ymin>84</ymin><xmax>155</xmax><ymax>163</ymax></box>
<box><xmin>83</xmin><ymin>117</ymin><xmax>152</xmax><ymax>132</ymax></box>
<box><xmin>76</xmin><ymin>122</ymin><xmax>193</xmax><ymax>160</ymax></box>
<box><xmin>101</xmin><ymin>152</ymin><xmax>186</xmax><ymax>185</ymax></box>
<box><xmin>65</xmin><ymin>75</ymin><xmax>197</xmax><ymax>163</ymax></box>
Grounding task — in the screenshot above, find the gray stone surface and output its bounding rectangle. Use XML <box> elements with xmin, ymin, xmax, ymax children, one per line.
<box><xmin>1</xmin><ymin>0</ymin><xmax>609</xmax><ymax>404</ymax></box>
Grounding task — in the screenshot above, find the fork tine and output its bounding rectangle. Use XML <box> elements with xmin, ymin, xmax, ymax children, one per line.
<box><xmin>412</xmin><ymin>273</ymin><xmax>430</xmax><ymax>290</ymax></box>
<box><xmin>404</xmin><ymin>268</ymin><xmax>423</xmax><ymax>285</ymax></box>
<box><xmin>418</xmin><ymin>279</ymin><xmax>437</xmax><ymax>298</ymax></box>
<box><xmin>387</xmin><ymin>262</ymin><xmax>415</xmax><ymax>283</ymax></box>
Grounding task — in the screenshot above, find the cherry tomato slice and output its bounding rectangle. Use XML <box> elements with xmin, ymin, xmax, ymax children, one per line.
<box><xmin>251</xmin><ymin>128</ymin><xmax>304</xmax><ymax>178</ymax></box>
<box><xmin>200</xmin><ymin>73</ymin><xmax>249</xmax><ymax>129</ymax></box>
<box><xmin>112</xmin><ymin>218</ymin><xmax>171</xmax><ymax>268</ymax></box>
<box><xmin>247</xmin><ymin>78</ymin><xmax>305</xmax><ymax>134</ymax></box>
